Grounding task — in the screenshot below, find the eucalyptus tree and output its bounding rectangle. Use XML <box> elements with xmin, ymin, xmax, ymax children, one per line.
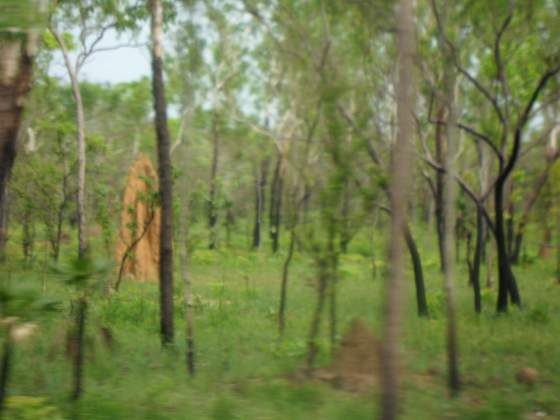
<box><xmin>380</xmin><ymin>0</ymin><xmax>415</xmax><ymax>417</ymax></box>
<box><xmin>150</xmin><ymin>0</ymin><xmax>175</xmax><ymax>345</ymax></box>
<box><xmin>430</xmin><ymin>0</ymin><xmax>560</xmax><ymax>312</ymax></box>
<box><xmin>49</xmin><ymin>0</ymin><xmax>144</xmax><ymax>258</ymax></box>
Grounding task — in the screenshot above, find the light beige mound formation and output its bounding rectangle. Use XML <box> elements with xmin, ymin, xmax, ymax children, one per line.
<box><xmin>115</xmin><ymin>154</ymin><xmax>160</xmax><ymax>282</ymax></box>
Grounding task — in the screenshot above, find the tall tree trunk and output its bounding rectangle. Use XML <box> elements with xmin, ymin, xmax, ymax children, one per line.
<box><xmin>403</xmin><ymin>224</ymin><xmax>428</xmax><ymax>317</ymax></box>
<box><xmin>495</xmin><ymin>161</ymin><xmax>522</xmax><ymax>311</ymax></box>
<box><xmin>506</xmin><ymin>194</ymin><xmax>515</xmax><ymax>259</ymax></box>
<box><xmin>269</xmin><ymin>153</ymin><xmax>283</xmax><ymax>253</ymax></box>
<box><xmin>0</xmin><ymin>34</ymin><xmax>39</xmax><ymax>260</ymax></box>
<box><xmin>150</xmin><ymin>0</ymin><xmax>174</xmax><ymax>345</ymax></box>
<box><xmin>208</xmin><ymin>111</ymin><xmax>220</xmax><ymax>250</ymax></box>
<box><xmin>252</xmin><ymin>158</ymin><xmax>268</xmax><ymax>249</ymax></box>
<box><xmin>434</xmin><ymin>106</ymin><xmax>446</xmax><ymax>273</ymax></box>
<box><xmin>50</xmin><ymin>30</ymin><xmax>88</xmax><ymax>259</ymax></box>
<box><xmin>74</xmin><ymin>79</ymin><xmax>87</xmax><ymax>259</ymax></box>
<box><xmin>442</xmin><ymin>54</ymin><xmax>460</xmax><ymax>395</ymax></box>
<box><xmin>380</xmin><ymin>0</ymin><xmax>414</xmax><ymax>417</ymax></box>
<box><xmin>471</xmin><ymin>207</ymin><xmax>484</xmax><ymax>313</ymax></box>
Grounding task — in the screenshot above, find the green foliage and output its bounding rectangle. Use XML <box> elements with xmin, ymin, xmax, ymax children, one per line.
<box><xmin>4</xmin><ymin>396</ymin><xmax>65</xmax><ymax>420</ymax></box>
<box><xmin>0</xmin><ymin>0</ymin><xmax>47</xmax><ymax>35</ymax></box>
<box><xmin>51</xmin><ymin>258</ymin><xmax>111</xmax><ymax>294</ymax></box>
<box><xmin>0</xmin><ymin>280</ymin><xmax>59</xmax><ymax>320</ymax></box>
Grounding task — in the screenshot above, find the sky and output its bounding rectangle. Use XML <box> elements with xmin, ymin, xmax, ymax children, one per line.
<box><xmin>50</xmin><ymin>27</ymin><xmax>152</xmax><ymax>84</ymax></box>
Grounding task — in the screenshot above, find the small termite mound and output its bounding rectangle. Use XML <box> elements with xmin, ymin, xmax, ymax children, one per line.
<box><xmin>313</xmin><ymin>318</ymin><xmax>380</xmax><ymax>392</ymax></box>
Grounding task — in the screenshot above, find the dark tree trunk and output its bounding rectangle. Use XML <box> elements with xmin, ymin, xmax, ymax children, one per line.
<box><xmin>150</xmin><ymin>0</ymin><xmax>174</xmax><ymax>344</ymax></box>
<box><xmin>471</xmin><ymin>207</ymin><xmax>484</xmax><ymax>313</ymax></box>
<box><xmin>71</xmin><ymin>298</ymin><xmax>87</xmax><ymax>400</ymax></box>
<box><xmin>495</xmin><ymin>165</ymin><xmax>521</xmax><ymax>312</ymax></box>
<box><xmin>506</xmin><ymin>191</ymin><xmax>515</xmax><ymax>258</ymax></box>
<box><xmin>252</xmin><ymin>159</ymin><xmax>269</xmax><ymax>249</ymax></box>
<box><xmin>208</xmin><ymin>111</ymin><xmax>220</xmax><ymax>250</ymax></box>
<box><xmin>403</xmin><ymin>224</ymin><xmax>428</xmax><ymax>317</ymax></box>
<box><xmin>339</xmin><ymin>185</ymin><xmax>351</xmax><ymax>253</ymax></box>
<box><xmin>0</xmin><ymin>36</ymin><xmax>37</xmax><ymax>260</ymax></box>
<box><xmin>434</xmin><ymin>107</ymin><xmax>446</xmax><ymax>273</ymax></box>
<box><xmin>269</xmin><ymin>154</ymin><xmax>283</xmax><ymax>253</ymax></box>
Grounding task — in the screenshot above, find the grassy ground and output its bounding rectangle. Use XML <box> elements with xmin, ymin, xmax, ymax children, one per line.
<box><xmin>2</xmin><ymin>227</ymin><xmax>560</xmax><ymax>419</ymax></box>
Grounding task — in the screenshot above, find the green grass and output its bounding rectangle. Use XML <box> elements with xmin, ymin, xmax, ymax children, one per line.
<box><xmin>2</xmin><ymin>227</ymin><xmax>560</xmax><ymax>419</ymax></box>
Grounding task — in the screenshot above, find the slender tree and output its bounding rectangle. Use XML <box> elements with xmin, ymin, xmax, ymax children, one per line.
<box><xmin>439</xmin><ymin>3</ymin><xmax>460</xmax><ymax>391</ymax></box>
<box><xmin>150</xmin><ymin>0</ymin><xmax>174</xmax><ymax>345</ymax></box>
<box><xmin>380</xmin><ymin>0</ymin><xmax>414</xmax><ymax>417</ymax></box>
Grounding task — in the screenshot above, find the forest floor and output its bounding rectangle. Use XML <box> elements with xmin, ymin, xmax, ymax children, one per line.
<box><xmin>3</xmin><ymin>228</ymin><xmax>560</xmax><ymax>419</ymax></box>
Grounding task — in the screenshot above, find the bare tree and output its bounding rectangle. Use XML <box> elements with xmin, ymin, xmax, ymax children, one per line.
<box><xmin>49</xmin><ymin>29</ymin><xmax>88</xmax><ymax>258</ymax></box>
<box><xmin>150</xmin><ymin>0</ymin><xmax>174</xmax><ymax>345</ymax></box>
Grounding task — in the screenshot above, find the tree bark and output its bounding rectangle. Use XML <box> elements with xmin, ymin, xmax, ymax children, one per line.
<box><xmin>380</xmin><ymin>0</ymin><xmax>414</xmax><ymax>417</ymax></box>
<box><xmin>434</xmin><ymin>106</ymin><xmax>446</xmax><ymax>273</ymax></box>
<box><xmin>495</xmin><ymin>160</ymin><xmax>522</xmax><ymax>311</ymax></box>
<box><xmin>442</xmin><ymin>51</ymin><xmax>460</xmax><ymax>395</ymax></box>
<box><xmin>50</xmin><ymin>29</ymin><xmax>88</xmax><ymax>259</ymax></box>
<box><xmin>252</xmin><ymin>158</ymin><xmax>269</xmax><ymax>249</ymax></box>
<box><xmin>269</xmin><ymin>153</ymin><xmax>283</xmax><ymax>253</ymax></box>
<box><xmin>471</xmin><ymin>207</ymin><xmax>483</xmax><ymax>313</ymax></box>
<box><xmin>403</xmin><ymin>224</ymin><xmax>428</xmax><ymax>317</ymax></box>
<box><xmin>150</xmin><ymin>0</ymin><xmax>174</xmax><ymax>345</ymax></box>
<box><xmin>0</xmin><ymin>34</ymin><xmax>39</xmax><ymax>260</ymax></box>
